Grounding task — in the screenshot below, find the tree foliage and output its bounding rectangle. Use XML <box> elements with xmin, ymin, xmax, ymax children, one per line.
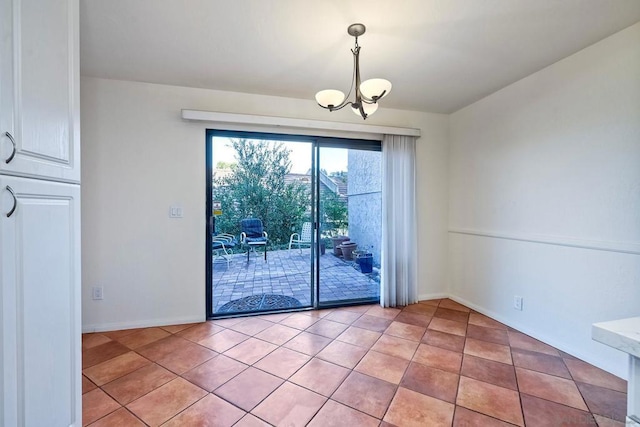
<box><xmin>213</xmin><ymin>139</ymin><xmax>310</xmax><ymax>246</ymax></box>
<box><xmin>319</xmin><ymin>190</ymin><xmax>348</xmax><ymax>237</ymax></box>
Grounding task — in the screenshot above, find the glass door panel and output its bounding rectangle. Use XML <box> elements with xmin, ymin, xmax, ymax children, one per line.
<box><xmin>317</xmin><ymin>143</ymin><xmax>382</xmax><ymax>306</ymax></box>
<box><xmin>209</xmin><ymin>134</ymin><xmax>314</xmax><ymax>315</ymax></box>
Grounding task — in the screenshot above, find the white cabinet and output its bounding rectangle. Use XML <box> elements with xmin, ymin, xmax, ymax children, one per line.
<box><xmin>0</xmin><ymin>0</ymin><xmax>80</xmax><ymax>183</ymax></box>
<box><xmin>1</xmin><ymin>176</ymin><xmax>81</xmax><ymax>426</ymax></box>
<box><xmin>1</xmin><ymin>0</ymin><xmax>81</xmax><ymax>425</ymax></box>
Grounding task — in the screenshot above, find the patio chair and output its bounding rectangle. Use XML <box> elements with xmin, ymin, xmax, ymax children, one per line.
<box><xmin>240</xmin><ymin>218</ymin><xmax>268</xmax><ymax>261</ymax></box>
<box><xmin>288</xmin><ymin>222</ymin><xmax>312</xmax><ymax>255</ymax></box>
<box><xmin>212</xmin><ymin>233</ymin><xmax>237</xmax><ymax>266</ymax></box>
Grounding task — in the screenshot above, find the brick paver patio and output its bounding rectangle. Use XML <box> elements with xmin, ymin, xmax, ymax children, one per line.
<box><xmin>213</xmin><ymin>247</ymin><xmax>380</xmax><ymax>314</ymax></box>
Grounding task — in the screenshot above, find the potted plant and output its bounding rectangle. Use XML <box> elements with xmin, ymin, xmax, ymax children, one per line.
<box><xmin>319</xmin><ymin>238</ymin><xmax>327</xmax><ymax>255</ymax></box>
<box><xmin>331</xmin><ymin>236</ymin><xmax>350</xmax><ymax>256</ymax></box>
<box><xmin>340</xmin><ymin>241</ymin><xmax>358</xmax><ymax>260</ymax></box>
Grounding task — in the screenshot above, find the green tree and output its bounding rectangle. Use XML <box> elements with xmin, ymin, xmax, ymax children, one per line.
<box><xmin>319</xmin><ymin>189</ymin><xmax>348</xmax><ymax>237</ymax></box>
<box><xmin>213</xmin><ymin>139</ymin><xmax>309</xmax><ymax>246</ymax></box>
<box><xmin>215</xmin><ymin>161</ymin><xmax>234</xmax><ymax>169</ymax></box>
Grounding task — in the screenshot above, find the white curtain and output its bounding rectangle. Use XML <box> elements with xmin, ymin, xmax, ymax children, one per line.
<box><xmin>381</xmin><ymin>134</ymin><xmax>418</xmax><ymax>307</ymax></box>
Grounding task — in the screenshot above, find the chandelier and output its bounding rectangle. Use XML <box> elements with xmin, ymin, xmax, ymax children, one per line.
<box><xmin>315</xmin><ymin>23</ymin><xmax>392</xmax><ymax>120</ymax></box>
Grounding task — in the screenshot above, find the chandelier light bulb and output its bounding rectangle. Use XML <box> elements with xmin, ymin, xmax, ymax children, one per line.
<box><xmin>315</xmin><ymin>89</ymin><xmax>345</xmax><ymax>108</ymax></box>
<box><xmin>351</xmin><ymin>102</ymin><xmax>378</xmax><ymax>117</ymax></box>
<box><xmin>360</xmin><ymin>78</ymin><xmax>392</xmax><ymax>101</ymax></box>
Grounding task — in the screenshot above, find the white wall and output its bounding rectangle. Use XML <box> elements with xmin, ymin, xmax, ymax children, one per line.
<box><xmin>448</xmin><ymin>22</ymin><xmax>640</xmax><ymax>378</ymax></box>
<box><xmin>80</xmin><ymin>78</ymin><xmax>449</xmax><ymax>331</ymax></box>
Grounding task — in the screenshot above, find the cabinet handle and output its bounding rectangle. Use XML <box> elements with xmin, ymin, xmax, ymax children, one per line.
<box><xmin>4</xmin><ymin>132</ymin><xmax>16</xmax><ymax>164</ymax></box>
<box><xmin>5</xmin><ymin>186</ymin><xmax>16</xmax><ymax>217</ymax></box>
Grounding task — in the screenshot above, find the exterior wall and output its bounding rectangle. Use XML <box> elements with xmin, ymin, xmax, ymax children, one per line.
<box><xmin>348</xmin><ymin>150</ymin><xmax>382</xmax><ymax>265</ymax></box>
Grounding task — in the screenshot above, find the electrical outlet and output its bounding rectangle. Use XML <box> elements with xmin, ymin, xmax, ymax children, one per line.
<box><xmin>92</xmin><ymin>286</ymin><xmax>104</xmax><ymax>300</ymax></box>
<box><xmin>514</xmin><ymin>295</ymin><xmax>523</xmax><ymax>311</ymax></box>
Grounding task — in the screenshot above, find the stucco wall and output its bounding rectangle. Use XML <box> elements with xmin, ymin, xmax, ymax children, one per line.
<box><xmin>347</xmin><ymin>150</ymin><xmax>382</xmax><ymax>265</ymax></box>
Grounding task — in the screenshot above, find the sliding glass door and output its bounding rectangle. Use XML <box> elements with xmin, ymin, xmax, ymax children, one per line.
<box><xmin>316</xmin><ymin>140</ymin><xmax>382</xmax><ymax>307</ymax></box>
<box><xmin>206</xmin><ymin>130</ymin><xmax>381</xmax><ymax>317</ymax></box>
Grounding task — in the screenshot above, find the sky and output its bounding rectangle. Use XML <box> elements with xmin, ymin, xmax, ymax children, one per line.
<box><xmin>211</xmin><ymin>137</ymin><xmax>348</xmax><ymax>174</ymax></box>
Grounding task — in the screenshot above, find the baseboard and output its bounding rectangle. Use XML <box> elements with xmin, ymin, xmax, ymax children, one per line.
<box><xmin>418</xmin><ymin>292</ymin><xmax>449</xmax><ymax>301</ymax></box>
<box><xmin>82</xmin><ymin>315</ymin><xmax>205</xmax><ymax>334</ymax></box>
<box><xmin>447</xmin><ymin>294</ymin><xmax>626</xmax><ymax>380</ymax></box>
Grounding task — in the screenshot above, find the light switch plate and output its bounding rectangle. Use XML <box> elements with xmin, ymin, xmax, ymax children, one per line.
<box><xmin>169</xmin><ymin>206</ymin><xmax>183</xmax><ymax>218</ymax></box>
<box><xmin>514</xmin><ymin>295</ymin><xmax>523</xmax><ymax>311</ymax></box>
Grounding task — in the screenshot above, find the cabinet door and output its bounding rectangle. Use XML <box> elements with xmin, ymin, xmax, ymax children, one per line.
<box><xmin>1</xmin><ymin>176</ymin><xmax>81</xmax><ymax>426</ymax></box>
<box><xmin>0</xmin><ymin>0</ymin><xmax>80</xmax><ymax>183</ymax></box>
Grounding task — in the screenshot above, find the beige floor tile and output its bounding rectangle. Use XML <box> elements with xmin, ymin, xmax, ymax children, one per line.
<box><xmin>254</xmin><ymin>323</ymin><xmax>300</xmax><ymax>345</ymax></box>
<box><xmin>336</xmin><ymin>326</ymin><xmax>382</xmax><ymax>348</ymax></box>
<box><xmin>213</xmin><ymin>367</ymin><xmax>283</xmax><ymax>411</ymax></box>
<box><xmin>83</xmin><ymin>352</ymin><xmax>151</xmax><ymax>386</ymax></box>
<box><xmin>384</xmin><ymin>321</ymin><xmax>427</xmax><ymax>341</ymax></box>
<box><xmin>155</xmin><ymin>341</ymin><xmax>216</xmax><ymax>374</ymax></box>
<box><xmin>82</xmin><ymin>388</ymin><xmax>120</xmax><ymax>426</ymax></box>
<box><xmin>371</xmin><ymin>334</ymin><xmax>419</xmax><ymax>360</ymax></box>
<box><xmin>384</xmin><ymin>387</ymin><xmax>455</xmax><ymax>427</ymax></box>
<box><xmin>198</xmin><ymin>329</ymin><xmax>249</xmax><ymax>353</ymax></box>
<box><xmin>332</xmin><ymin>371</ymin><xmax>396</xmax><ymax>418</ymax></box>
<box><xmin>289</xmin><ymin>358</ymin><xmax>350</xmax><ymax>396</ymax></box>
<box><xmin>251</xmin><ymin>382</ymin><xmax>326</xmax><ymax>426</ymax></box>
<box><xmin>305</xmin><ymin>319</ymin><xmax>349</xmax><ymax>338</ymax></box>
<box><xmin>428</xmin><ymin>317</ymin><xmax>467</xmax><ymax>337</ymax></box>
<box><xmin>464</xmin><ymin>338</ymin><xmax>513</xmax><ymax>365</ymax></box>
<box><xmin>282</xmin><ymin>331</ymin><xmax>332</xmax><ymax>356</ymax></box>
<box><xmin>223</xmin><ymin>337</ymin><xmax>278</xmax><ymax>365</ymax></box>
<box><xmin>564</xmin><ymin>358</ymin><xmax>626</xmax><ymax>392</ymax></box>
<box><xmin>413</xmin><ymin>343</ymin><xmax>463</xmax><ymax>374</ymax></box>
<box><xmin>182</xmin><ymin>354</ymin><xmax>247</xmax><ymax>391</ymax></box>
<box><xmin>355</xmin><ymin>350</ymin><xmax>409</xmax><ymax>384</ymax></box>
<box><xmin>228</xmin><ymin>317</ymin><xmax>274</xmax><ymax>336</ymax></box>
<box><xmin>253</xmin><ymin>346</ymin><xmax>311</xmax><ymax>379</ymax></box>
<box><xmin>316</xmin><ymin>339</ymin><xmax>367</xmax><ymax>369</ymax></box>
<box><xmin>101</xmin><ymin>363</ymin><xmax>176</xmax><ymax>405</ymax></box>
<box><xmin>126</xmin><ymin>378</ymin><xmax>207</xmax><ymax>426</ymax></box>
<box><xmin>163</xmin><ymin>394</ymin><xmax>245</xmax><ymax>427</ymax></box>
<box><xmin>87</xmin><ymin>407</ymin><xmax>145</xmax><ymax>427</ymax></box>
<box><xmin>176</xmin><ymin>322</ymin><xmax>225</xmax><ymax>342</ymax></box>
<box><xmin>308</xmin><ymin>399</ymin><xmax>379</xmax><ymax>427</ymax></box>
<box><xmin>516</xmin><ymin>367</ymin><xmax>588</xmax><ymax>411</ymax></box>
<box><xmin>116</xmin><ymin>328</ymin><xmax>171</xmax><ymax>349</ymax></box>
<box><xmin>456</xmin><ymin>376</ymin><xmax>524</xmax><ymax>426</ymax></box>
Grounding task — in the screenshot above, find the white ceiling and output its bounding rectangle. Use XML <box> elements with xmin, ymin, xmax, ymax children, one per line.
<box><xmin>80</xmin><ymin>0</ymin><xmax>640</xmax><ymax>114</ymax></box>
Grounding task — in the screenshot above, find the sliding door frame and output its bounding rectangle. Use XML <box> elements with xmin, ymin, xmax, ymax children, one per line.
<box><xmin>206</xmin><ymin>129</ymin><xmax>381</xmax><ymax>319</ymax></box>
<box><xmin>314</xmin><ymin>138</ymin><xmax>382</xmax><ymax>309</ymax></box>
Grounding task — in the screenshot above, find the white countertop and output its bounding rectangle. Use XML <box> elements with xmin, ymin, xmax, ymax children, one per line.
<box><xmin>593</xmin><ymin>317</ymin><xmax>640</xmax><ymax>359</ymax></box>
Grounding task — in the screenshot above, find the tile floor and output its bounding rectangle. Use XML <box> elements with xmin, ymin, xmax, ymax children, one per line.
<box><xmin>82</xmin><ymin>299</ymin><xmax>627</xmax><ymax>426</ymax></box>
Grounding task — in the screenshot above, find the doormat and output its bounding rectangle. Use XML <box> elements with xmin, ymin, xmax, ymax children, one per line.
<box><xmin>218</xmin><ymin>294</ymin><xmax>303</xmax><ymax>314</ymax></box>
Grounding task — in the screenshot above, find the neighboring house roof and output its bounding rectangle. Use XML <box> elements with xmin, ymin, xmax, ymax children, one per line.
<box><xmin>284</xmin><ymin>173</ymin><xmax>311</xmax><ymax>186</ymax></box>
<box><xmin>294</xmin><ymin>170</ymin><xmax>347</xmax><ymax>199</ymax></box>
<box><xmin>333</xmin><ymin>178</ymin><xmax>347</xmax><ymax>198</ymax></box>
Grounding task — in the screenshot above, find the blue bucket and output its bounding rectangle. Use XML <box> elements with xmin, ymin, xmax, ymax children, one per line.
<box><xmin>358</xmin><ymin>253</ymin><xmax>373</xmax><ymax>273</ymax></box>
